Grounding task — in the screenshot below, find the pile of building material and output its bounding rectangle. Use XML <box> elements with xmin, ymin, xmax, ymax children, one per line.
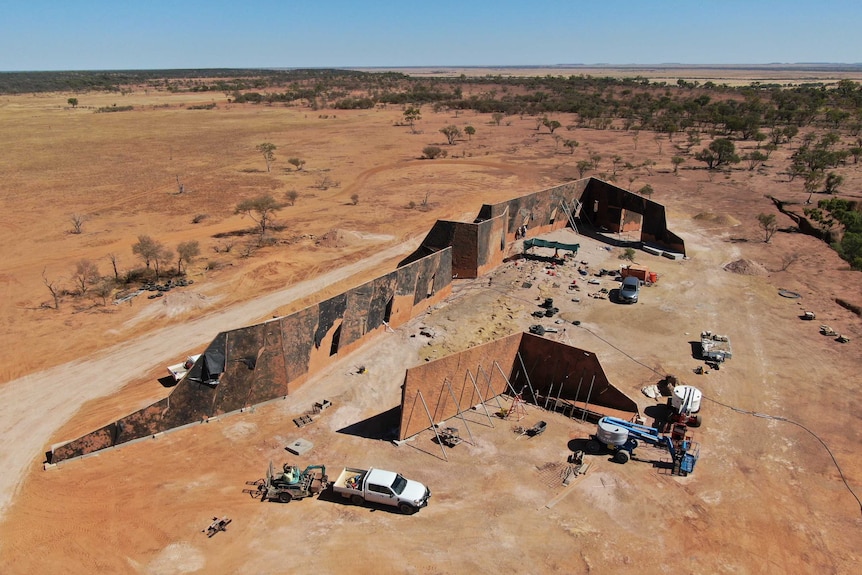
<box><xmin>701</xmin><ymin>331</ymin><xmax>732</xmax><ymax>362</ymax></box>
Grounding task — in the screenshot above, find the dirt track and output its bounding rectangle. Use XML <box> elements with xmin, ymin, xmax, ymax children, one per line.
<box><xmin>0</xmin><ymin>238</ymin><xmax>419</xmax><ymax>520</ymax></box>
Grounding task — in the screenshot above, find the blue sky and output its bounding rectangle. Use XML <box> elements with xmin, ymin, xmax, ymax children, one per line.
<box><xmin>1</xmin><ymin>1</ymin><xmax>859</xmax><ymax>71</ymax></box>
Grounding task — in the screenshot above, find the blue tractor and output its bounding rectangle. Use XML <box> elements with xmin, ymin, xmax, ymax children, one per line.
<box><xmin>586</xmin><ymin>416</ymin><xmax>699</xmax><ymax>476</ymax></box>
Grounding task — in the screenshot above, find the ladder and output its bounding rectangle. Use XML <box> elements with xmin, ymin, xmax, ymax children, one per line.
<box><xmin>506</xmin><ymin>393</ymin><xmax>527</xmax><ymax>421</ymax></box>
<box><xmin>560</xmin><ymin>198</ymin><xmax>581</xmax><ymax>235</ymax></box>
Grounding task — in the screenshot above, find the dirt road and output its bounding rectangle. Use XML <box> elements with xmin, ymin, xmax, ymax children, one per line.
<box><xmin>0</xmin><ymin>238</ymin><xmax>420</xmax><ymax>520</ymax></box>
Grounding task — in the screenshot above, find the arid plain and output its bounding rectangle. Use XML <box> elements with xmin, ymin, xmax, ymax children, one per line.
<box><xmin>0</xmin><ymin>69</ymin><xmax>860</xmax><ymax>574</ymax></box>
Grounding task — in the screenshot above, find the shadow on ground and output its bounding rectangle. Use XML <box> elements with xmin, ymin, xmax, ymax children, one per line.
<box><xmin>337</xmin><ymin>406</ymin><xmax>401</xmax><ymax>440</ymax></box>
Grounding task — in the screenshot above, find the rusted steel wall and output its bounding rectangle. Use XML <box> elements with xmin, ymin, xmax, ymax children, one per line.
<box><xmin>399</xmin><ymin>333</ymin><xmax>522</xmax><ymax>439</ymax></box>
<box><xmin>579</xmin><ymin>179</ymin><xmax>686</xmax><ymax>255</ymax></box>
<box><xmin>515</xmin><ymin>333</ymin><xmax>638</xmax><ymax>413</ymax></box>
<box><xmin>397</xmin><ymin>332</ymin><xmax>639</xmax><ymax>440</ymax></box>
<box><xmin>50</xmin><ymin>248</ymin><xmax>453</xmax><ymax>463</ymax></box>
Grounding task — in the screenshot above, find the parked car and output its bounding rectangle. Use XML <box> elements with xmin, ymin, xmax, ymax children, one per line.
<box><xmin>618</xmin><ymin>276</ymin><xmax>640</xmax><ymax>304</ymax></box>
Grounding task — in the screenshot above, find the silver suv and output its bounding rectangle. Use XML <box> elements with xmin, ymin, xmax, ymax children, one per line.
<box><xmin>618</xmin><ymin>276</ymin><xmax>640</xmax><ymax>304</ymax></box>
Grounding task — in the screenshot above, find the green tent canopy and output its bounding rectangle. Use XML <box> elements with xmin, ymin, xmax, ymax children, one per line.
<box><xmin>523</xmin><ymin>238</ymin><xmax>580</xmax><ymax>253</ymax></box>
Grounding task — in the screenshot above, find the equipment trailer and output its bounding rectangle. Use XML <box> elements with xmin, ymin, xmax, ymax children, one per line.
<box><xmin>257</xmin><ymin>462</ymin><xmax>329</xmax><ymax>503</ymax></box>
<box><xmin>587</xmin><ymin>416</ymin><xmax>700</xmax><ymax>476</ymax></box>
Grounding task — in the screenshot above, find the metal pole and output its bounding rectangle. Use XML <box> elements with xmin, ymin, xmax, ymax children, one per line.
<box><xmin>573</xmin><ymin>371</ymin><xmax>584</xmax><ymax>417</ymax></box>
<box><xmin>417</xmin><ymin>390</ymin><xmax>448</xmax><ymax>462</ymax></box>
<box><xmin>477</xmin><ymin>364</ymin><xmax>504</xmax><ymax>411</ymax></box>
<box><xmin>581</xmin><ymin>374</ymin><xmax>596</xmax><ymax>422</ymax></box>
<box><xmin>544</xmin><ymin>383</ymin><xmax>554</xmax><ymax>410</ymax></box>
<box><xmin>516</xmin><ymin>352</ymin><xmax>539</xmax><ymax>406</ymax></box>
<box><xmin>444</xmin><ymin>379</ymin><xmax>476</xmax><ymax>446</ymax></box>
<box><xmin>466</xmin><ymin>369</ymin><xmax>495</xmax><ymax>428</ymax></box>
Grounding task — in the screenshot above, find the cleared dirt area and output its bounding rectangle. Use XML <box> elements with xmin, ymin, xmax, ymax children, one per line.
<box><xmin>0</xmin><ymin>79</ymin><xmax>860</xmax><ymax>574</ymax></box>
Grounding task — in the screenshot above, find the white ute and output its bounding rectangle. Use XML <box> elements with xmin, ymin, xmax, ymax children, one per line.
<box><xmin>333</xmin><ymin>467</ymin><xmax>431</xmax><ymax>514</ymax></box>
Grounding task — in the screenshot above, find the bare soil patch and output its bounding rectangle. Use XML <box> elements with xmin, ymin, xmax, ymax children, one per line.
<box><xmin>0</xmin><ymin>86</ymin><xmax>860</xmax><ymax>574</ymax></box>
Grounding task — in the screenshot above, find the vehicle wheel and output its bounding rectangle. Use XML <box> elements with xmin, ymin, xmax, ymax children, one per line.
<box><xmin>278</xmin><ymin>491</ymin><xmax>293</xmax><ymax>503</ymax></box>
<box><xmin>629</xmin><ymin>439</ymin><xmax>639</xmax><ymax>450</ymax></box>
<box><xmin>613</xmin><ymin>450</ymin><xmax>630</xmax><ymax>464</ymax></box>
<box><xmin>350</xmin><ymin>494</ymin><xmax>364</xmax><ymax>506</ymax></box>
<box><xmin>691</xmin><ymin>414</ymin><xmax>703</xmax><ymax>427</ymax></box>
<box><xmin>585</xmin><ymin>439</ymin><xmax>601</xmax><ymax>453</ymax></box>
<box><xmin>399</xmin><ymin>503</ymin><xmax>417</xmax><ymax>515</ymax></box>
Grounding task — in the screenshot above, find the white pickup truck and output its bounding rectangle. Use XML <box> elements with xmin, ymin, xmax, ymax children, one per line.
<box><xmin>332</xmin><ymin>467</ymin><xmax>431</xmax><ymax>514</ymax></box>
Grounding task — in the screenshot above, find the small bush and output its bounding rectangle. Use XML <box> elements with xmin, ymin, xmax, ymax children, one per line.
<box><xmin>422</xmin><ymin>146</ymin><xmax>444</xmax><ymax>159</ymax></box>
<box><xmin>192</xmin><ymin>213</ymin><xmax>208</xmax><ymax>224</ymax></box>
<box><xmin>96</xmin><ymin>105</ymin><xmax>133</xmax><ymax>113</ymax></box>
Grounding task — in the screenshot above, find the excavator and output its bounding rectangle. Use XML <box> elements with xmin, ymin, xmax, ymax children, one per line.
<box><xmin>257</xmin><ymin>462</ymin><xmax>329</xmax><ymax>503</ymax></box>
<box><xmin>586</xmin><ymin>416</ymin><xmax>700</xmax><ymax>476</ymax></box>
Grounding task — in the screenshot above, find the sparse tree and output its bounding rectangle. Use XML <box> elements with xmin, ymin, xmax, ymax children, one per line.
<box><xmin>638</xmin><ymin>184</ymin><xmax>654</xmax><ymax>199</ymax></box>
<box><xmin>67</xmin><ymin>97</ymin><xmax>78</xmax><ymax>108</ymax></box>
<box><xmin>42</xmin><ymin>268</ymin><xmax>61</xmax><ymax>310</ymax></box>
<box><xmin>93</xmin><ymin>279</ymin><xmax>114</xmax><ymax>306</ymax></box>
<box><xmin>619</xmin><ymin>248</ymin><xmax>636</xmax><ymax>262</ymax></box>
<box><xmin>176</xmin><ymin>241</ymin><xmax>200</xmax><ymax>275</ymax></box>
<box><xmin>576</xmin><ymin>160</ymin><xmax>592</xmax><ymax>178</ymax></box>
<box><xmin>695</xmin><ymin>138</ymin><xmax>740</xmax><ymax>170</ymax></box>
<box><xmin>132</xmin><ymin>235</ymin><xmax>160</xmax><ymax>269</ymax></box>
<box><xmin>403</xmin><ymin>106</ymin><xmax>421</xmax><ymax>132</ymax></box>
<box><xmin>285</xmin><ymin>189</ymin><xmax>299</xmax><ymax>206</ymax></box>
<box><xmin>671</xmin><ymin>155</ymin><xmax>685</xmax><ymax>174</ymax></box>
<box><xmin>590</xmin><ymin>153</ymin><xmax>602</xmax><ymax>170</ymax></box>
<box><xmin>314</xmin><ymin>173</ymin><xmax>340</xmax><ymax>190</ymax></box>
<box><xmin>73</xmin><ymin>259</ymin><xmax>100</xmax><ymax>295</ymax></box>
<box><xmin>824</xmin><ymin>171</ymin><xmax>844</xmax><ymax>194</ymax></box>
<box><xmin>440</xmin><ymin>125</ymin><xmax>461</xmax><ymax>145</ymax></box>
<box><xmin>153</xmin><ymin>245</ymin><xmax>173</xmax><ymax>281</ymax></box>
<box><xmin>107</xmin><ymin>253</ymin><xmax>120</xmax><ymax>281</ymax></box>
<box><xmin>642</xmin><ymin>158</ymin><xmax>655</xmax><ymax>176</ymax></box>
<box><xmin>288</xmin><ymin>157</ymin><xmax>306</xmax><ymax>171</ymax></box>
<box><xmin>543</xmin><ymin>118</ymin><xmax>562</xmax><ymax>133</ymax></box>
<box><xmin>350</xmin><ymin>193</ymin><xmax>360</xmax><ymax>205</ymax></box>
<box><xmin>235</xmin><ymin>195</ymin><xmax>281</xmax><ymax>239</ymax></box>
<box><xmin>611</xmin><ymin>155</ymin><xmax>622</xmax><ymax>175</ymax></box>
<box><xmin>804</xmin><ymin>170</ymin><xmax>825</xmax><ymax>203</ymax></box>
<box><xmin>757</xmin><ymin>213</ymin><xmax>778</xmax><ymax>243</ymax></box>
<box><xmin>256</xmin><ymin>142</ymin><xmax>276</xmax><ymax>173</ymax></box>
<box><xmin>745</xmin><ymin>151</ymin><xmax>767</xmax><ymax>171</ymax></box>
<box><xmin>654</xmin><ymin>133</ymin><xmax>664</xmax><ymax>155</ymax></box>
<box><xmin>491</xmin><ymin>112</ymin><xmax>504</xmax><ymax>126</ymax></box>
<box><xmin>564</xmin><ymin>139</ymin><xmax>579</xmax><ymax>154</ymax></box>
<box><xmin>464</xmin><ymin>125</ymin><xmax>475</xmax><ymax>140</ymax></box>
<box><xmin>70</xmin><ymin>213</ymin><xmax>87</xmax><ymax>234</ymax></box>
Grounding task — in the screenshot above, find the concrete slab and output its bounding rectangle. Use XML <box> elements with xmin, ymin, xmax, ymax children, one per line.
<box><xmin>285</xmin><ymin>438</ymin><xmax>313</xmax><ymax>455</ymax></box>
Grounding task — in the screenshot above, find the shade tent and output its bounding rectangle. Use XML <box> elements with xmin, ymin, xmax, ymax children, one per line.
<box><xmin>523</xmin><ymin>238</ymin><xmax>580</xmax><ymax>253</ymax></box>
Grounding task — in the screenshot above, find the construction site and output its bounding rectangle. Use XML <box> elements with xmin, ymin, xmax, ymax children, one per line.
<box><xmin>0</xmin><ymin>85</ymin><xmax>860</xmax><ymax>574</ymax></box>
<box><xmin>1</xmin><ymin>178</ymin><xmax>849</xmax><ymax>574</ymax></box>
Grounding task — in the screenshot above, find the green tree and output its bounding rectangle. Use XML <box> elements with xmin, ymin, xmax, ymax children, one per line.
<box><xmin>464</xmin><ymin>125</ymin><xmax>475</xmax><ymax>140</ymax></box>
<box><xmin>440</xmin><ymin>125</ymin><xmax>462</xmax><ymax>145</ymax></box>
<box><xmin>695</xmin><ymin>138</ymin><xmax>740</xmax><ymax>170</ymax></box>
<box><xmin>757</xmin><ymin>213</ymin><xmax>778</xmax><ymax>243</ymax></box>
<box><xmin>403</xmin><ymin>106</ymin><xmax>421</xmax><ymax>132</ymax></box>
<box><xmin>67</xmin><ymin>97</ymin><xmax>78</xmax><ymax>108</ymax></box>
<box><xmin>824</xmin><ymin>171</ymin><xmax>844</xmax><ymax>194</ymax></box>
<box><xmin>564</xmin><ymin>139</ymin><xmax>579</xmax><ymax>154</ymax></box>
<box><xmin>576</xmin><ymin>160</ymin><xmax>592</xmax><ymax>178</ymax></box>
<box><xmin>256</xmin><ymin>142</ymin><xmax>276</xmax><ymax>173</ymax></box>
<box><xmin>236</xmin><ymin>194</ymin><xmax>281</xmax><ymax>240</ymax></box>
<box><xmin>543</xmin><ymin>118</ymin><xmax>562</xmax><ymax>133</ymax></box>
<box><xmin>638</xmin><ymin>184</ymin><xmax>654</xmax><ymax>199</ymax></box>
<box><xmin>491</xmin><ymin>112</ymin><xmax>504</xmax><ymax>126</ymax></box>
<box><xmin>176</xmin><ymin>241</ymin><xmax>200</xmax><ymax>275</ymax></box>
<box><xmin>671</xmin><ymin>156</ymin><xmax>685</xmax><ymax>174</ymax></box>
<box><xmin>744</xmin><ymin>151</ymin><xmax>767</xmax><ymax>171</ymax></box>
<box><xmin>288</xmin><ymin>157</ymin><xmax>306</xmax><ymax>171</ymax></box>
